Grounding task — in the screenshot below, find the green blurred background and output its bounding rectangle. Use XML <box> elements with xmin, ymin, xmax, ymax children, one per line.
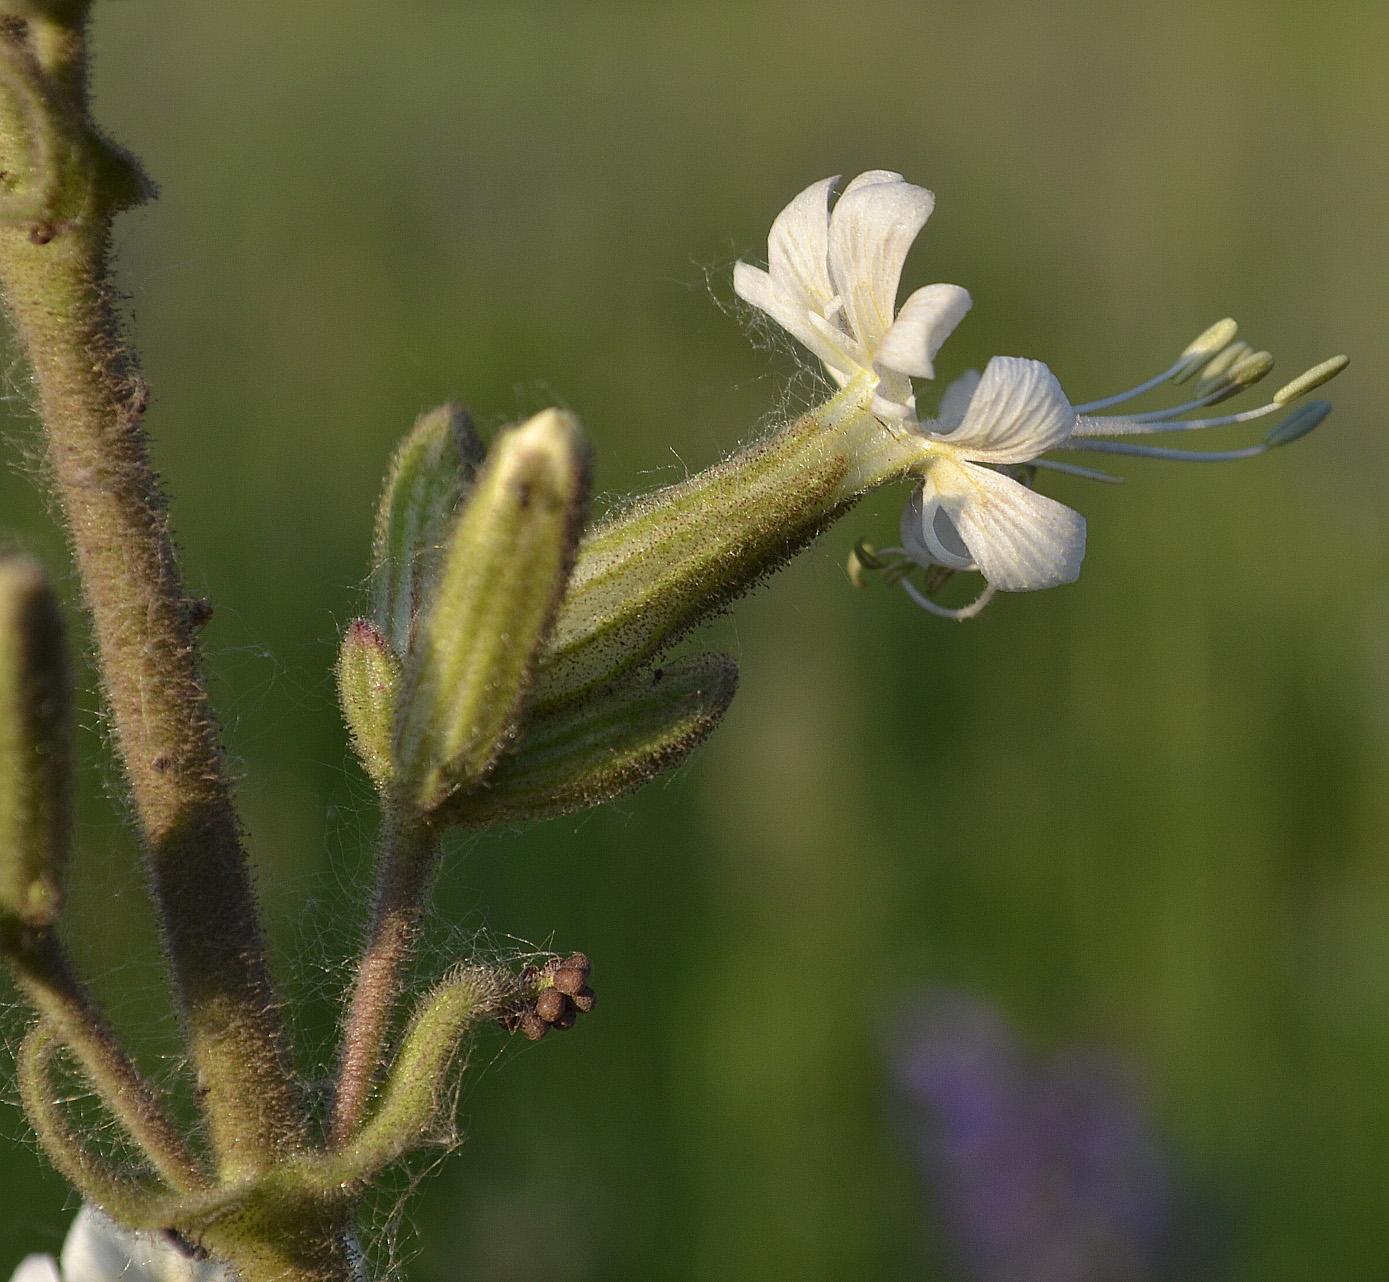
<box><xmin>2</xmin><ymin>1</ymin><xmax>1387</xmax><ymax>1277</ymax></box>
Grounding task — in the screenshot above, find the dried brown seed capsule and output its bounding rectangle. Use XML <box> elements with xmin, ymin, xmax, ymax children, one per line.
<box><xmin>535</xmin><ymin>987</ymin><xmax>568</xmax><ymax>1024</ymax></box>
<box><xmin>562</xmin><ymin>952</ymin><xmax>592</xmax><ymax>978</ymax></box>
<box><xmin>571</xmin><ymin>987</ymin><xmax>597</xmax><ymax>1014</ymax></box>
<box><xmin>519</xmin><ymin>1010</ymin><xmax>549</xmax><ymax>1041</ymax></box>
<box><xmin>551</xmin><ymin>1004</ymin><xmax>577</xmax><ymax>1032</ymax></box>
<box><xmin>551</xmin><ymin>966</ymin><xmax>586</xmax><ymax>996</ymax></box>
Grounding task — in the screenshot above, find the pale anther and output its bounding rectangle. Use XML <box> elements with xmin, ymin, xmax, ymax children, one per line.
<box><xmin>1273</xmin><ymin>355</ymin><xmax>1350</xmax><ymax>405</ymax></box>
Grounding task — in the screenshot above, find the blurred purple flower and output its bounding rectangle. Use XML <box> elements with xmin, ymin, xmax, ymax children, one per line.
<box><xmin>893</xmin><ymin>992</ymin><xmax>1177</xmax><ymax>1282</ymax></box>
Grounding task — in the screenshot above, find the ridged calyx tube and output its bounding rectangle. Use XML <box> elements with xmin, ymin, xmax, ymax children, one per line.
<box><xmin>437</xmin><ymin>651</ymin><xmax>739</xmax><ymax>828</ymax></box>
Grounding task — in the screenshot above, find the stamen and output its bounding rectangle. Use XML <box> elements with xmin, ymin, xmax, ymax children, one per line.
<box><xmin>1192</xmin><ymin>339</ymin><xmax>1252</xmax><ymax>391</ymax></box>
<box><xmin>1072</xmin><ymin>364</ymin><xmax>1187</xmax><ymax>414</ymax></box>
<box><xmin>1074</xmin><ymin>399</ymin><xmax>1282</xmax><ymax>437</ymax></box>
<box><xmin>1273</xmin><ymin>355</ymin><xmax>1350</xmax><ymax>405</ymax></box>
<box><xmin>1192</xmin><ymin>349</ymin><xmax>1273</xmax><ymax>403</ymax></box>
<box><xmin>1062</xmin><ymin>400</ymin><xmax>1332</xmax><ymax>461</ymax></box>
<box><xmin>1061</xmin><ymin>439</ymin><xmax>1268</xmax><ymax>462</ymax></box>
<box><xmin>1170</xmin><ymin>318</ymin><xmax>1240</xmax><ymax>383</ymax></box>
<box><xmin>1028</xmin><ymin>457</ymin><xmax>1124</xmax><ymax>483</ymax></box>
<box><xmin>1073</xmin><ymin>318</ymin><xmax>1243</xmax><ymax>413</ymax></box>
<box><xmin>901</xmin><ymin>577</ymin><xmax>997</xmax><ymax>620</ymax></box>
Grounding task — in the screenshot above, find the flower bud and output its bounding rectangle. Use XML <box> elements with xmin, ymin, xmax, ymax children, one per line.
<box><xmin>337</xmin><ymin>619</ymin><xmax>402</xmax><ymax>789</ymax></box>
<box><xmin>436</xmin><ymin>651</ymin><xmax>738</xmax><ymax>829</ymax></box>
<box><xmin>0</xmin><ymin>558</ymin><xmax>72</xmax><ymax>928</ymax></box>
<box><xmin>371</xmin><ymin>402</ymin><xmax>486</xmax><ymax>654</ymax></box>
<box><xmin>394</xmin><ymin>409</ymin><xmax>590</xmax><ymax>811</ymax></box>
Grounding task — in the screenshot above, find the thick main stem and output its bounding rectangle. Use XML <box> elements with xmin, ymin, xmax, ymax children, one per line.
<box><xmin>330</xmin><ymin>810</ymin><xmax>438</xmax><ymax>1146</ymax></box>
<box><xmin>0</xmin><ymin>225</ymin><xmax>308</xmax><ymax>1174</ymax></box>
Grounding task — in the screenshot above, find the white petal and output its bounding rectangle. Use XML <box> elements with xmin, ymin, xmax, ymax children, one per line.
<box><xmin>766</xmin><ymin>175</ymin><xmax>837</xmax><ymax>310</ymax></box>
<box><xmin>11</xmin><ymin>1257</ymin><xmax>62</xmax><ymax>1282</ymax></box>
<box><xmin>826</xmin><ymin>174</ymin><xmax>935</xmax><ymax>356</ymax></box>
<box><xmin>933</xmin><ymin>355</ymin><xmax>1074</xmax><ymax>463</ymax></box>
<box><xmin>900</xmin><ymin>483</ymin><xmax>974</xmax><ymax>572</ymax></box>
<box><xmin>937</xmin><ymin>369</ymin><xmax>981</xmax><ymax>429</ymax></box>
<box><xmin>840</xmin><ymin>169</ymin><xmax>907</xmax><ymax>196</ymax></box>
<box><xmin>61</xmin><ymin>1209</ymin><xmax>143</xmax><ymax>1282</ymax></box>
<box><xmin>733</xmin><ymin>261</ymin><xmax>860</xmax><ymax>381</ymax></box>
<box><xmin>936</xmin><ymin>460</ymin><xmax>1086</xmax><ymax>591</ymax></box>
<box><xmin>876</xmin><ymin>283</ymin><xmax>972</xmax><ymax>379</ymax></box>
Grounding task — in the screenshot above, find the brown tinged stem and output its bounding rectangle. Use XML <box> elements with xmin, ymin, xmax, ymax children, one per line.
<box><xmin>0</xmin><ymin>27</ymin><xmax>308</xmax><ymax>1173</ymax></box>
<box><xmin>329</xmin><ymin>808</ymin><xmax>439</xmax><ymax>1147</ymax></box>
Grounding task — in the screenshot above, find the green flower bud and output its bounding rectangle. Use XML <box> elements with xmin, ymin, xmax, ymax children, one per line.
<box><xmin>436</xmin><ymin>651</ymin><xmax>738</xmax><ymax>829</ymax></box>
<box><xmin>394</xmin><ymin>409</ymin><xmax>590</xmax><ymax>811</ymax></box>
<box><xmin>337</xmin><ymin>619</ymin><xmax>402</xmax><ymax>790</ymax></box>
<box><xmin>371</xmin><ymin>402</ymin><xmax>486</xmax><ymax>654</ymax></box>
<box><xmin>0</xmin><ymin>557</ymin><xmax>72</xmax><ymax>928</ymax></box>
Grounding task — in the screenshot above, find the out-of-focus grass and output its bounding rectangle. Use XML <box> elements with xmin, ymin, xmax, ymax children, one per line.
<box><xmin>2</xmin><ymin>2</ymin><xmax>1387</xmax><ymax>1279</ymax></box>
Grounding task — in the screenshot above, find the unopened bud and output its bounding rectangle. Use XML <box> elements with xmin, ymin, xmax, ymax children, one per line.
<box><xmin>1273</xmin><ymin>355</ymin><xmax>1350</xmax><ymax>406</ymax></box>
<box><xmin>0</xmin><ymin>558</ymin><xmax>72</xmax><ymax>928</ymax></box>
<box><xmin>394</xmin><ymin>409</ymin><xmax>590</xmax><ymax>811</ymax></box>
<box><xmin>1264</xmin><ymin>399</ymin><xmax>1332</xmax><ymax>447</ymax></box>
<box><xmin>435</xmin><ymin>652</ymin><xmax>738</xmax><ymax>829</ymax></box>
<box><xmin>1171</xmin><ymin>318</ymin><xmax>1239</xmax><ymax>383</ymax></box>
<box><xmin>371</xmin><ymin>403</ymin><xmax>486</xmax><ymax>654</ymax></box>
<box><xmin>337</xmin><ymin>619</ymin><xmax>402</xmax><ymax>790</ymax></box>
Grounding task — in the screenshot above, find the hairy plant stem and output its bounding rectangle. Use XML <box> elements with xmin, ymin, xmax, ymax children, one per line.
<box><xmin>0</xmin><ymin>215</ymin><xmax>308</xmax><ymax>1174</ymax></box>
<box><xmin>2</xmin><ymin>922</ymin><xmax>206</xmax><ymax>1191</ymax></box>
<box><xmin>330</xmin><ymin>808</ymin><xmax>439</xmax><ymax>1147</ymax></box>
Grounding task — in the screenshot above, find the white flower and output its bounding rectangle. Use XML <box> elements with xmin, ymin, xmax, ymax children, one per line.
<box><xmin>10</xmin><ymin>1206</ymin><xmax>232</xmax><ymax>1282</ymax></box>
<box><xmin>734</xmin><ymin>171</ymin><xmax>972</xmax><ymax>417</ymax></box>
<box><xmin>900</xmin><ymin>356</ymin><xmax>1086</xmax><ymax>595</ymax></box>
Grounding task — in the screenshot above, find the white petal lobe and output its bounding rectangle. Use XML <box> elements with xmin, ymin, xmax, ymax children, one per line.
<box><xmin>946</xmin><ymin>463</ymin><xmax>1086</xmax><ymax>591</ymax></box>
<box><xmin>11</xmin><ymin>1258</ymin><xmax>62</xmax><ymax>1282</ymax></box>
<box><xmin>876</xmin><ymin>283</ymin><xmax>973</xmax><ymax>378</ymax></box>
<box><xmin>900</xmin><ymin>482</ymin><xmax>975</xmax><ymax>571</ymax></box>
<box><xmin>944</xmin><ymin>356</ymin><xmax>1075</xmax><ymax>462</ymax></box>
<box><xmin>61</xmin><ymin>1209</ymin><xmax>141</xmax><ymax>1282</ymax></box>
<box><xmin>734</xmin><ymin>261</ymin><xmax>859</xmax><ymax>380</ymax></box>
<box><xmin>937</xmin><ymin>369</ymin><xmax>981</xmax><ymax>428</ymax></box>
<box><xmin>826</xmin><ymin>174</ymin><xmax>935</xmax><ymax>356</ymax></box>
<box><xmin>767</xmin><ymin>175</ymin><xmax>837</xmax><ymax>310</ymax></box>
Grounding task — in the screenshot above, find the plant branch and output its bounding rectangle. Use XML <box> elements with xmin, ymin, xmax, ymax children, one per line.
<box><xmin>0</xmin><ymin>12</ymin><xmax>307</xmax><ymax>1174</ymax></box>
<box><xmin>329</xmin><ymin>809</ymin><xmax>438</xmax><ymax>1147</ymax></box>
<box><xmin>5</xmin><ymin>932</ymin><xmax>206</xmax><ymax>1192</ymax></box>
